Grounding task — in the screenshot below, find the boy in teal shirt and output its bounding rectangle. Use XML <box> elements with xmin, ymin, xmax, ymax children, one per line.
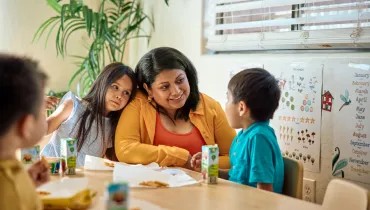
<box><xmin>192</xmin><ymin>68</ymin><xmax>284</xmax><ymax>193</ymax></box>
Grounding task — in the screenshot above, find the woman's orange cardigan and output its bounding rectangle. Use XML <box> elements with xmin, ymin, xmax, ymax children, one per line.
<box><xmin>115</xmin><ymin>91</ymin><xmax>236</xmax><ymax>169</ymax></box>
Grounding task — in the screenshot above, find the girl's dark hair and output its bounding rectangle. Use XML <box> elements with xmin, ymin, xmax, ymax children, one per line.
<box><xmin>135</xmin><ymin>47</ymin><xmax>200</xmax><ymax>121</ymax></box>
<box><xmin>74</xmin><ymin>63</ymin><xmax>136</xmax><ymax>160</ymax></box>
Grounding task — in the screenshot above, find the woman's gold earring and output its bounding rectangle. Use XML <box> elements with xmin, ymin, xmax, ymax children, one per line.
<box><xmin>148</xmin><ymin>96</ymin><xmax>152</xmax><ymax>102</ymax></box>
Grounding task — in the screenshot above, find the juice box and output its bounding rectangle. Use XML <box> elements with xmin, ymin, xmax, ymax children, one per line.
<box><xmin>106</xmin><ymin>182</ymin><xmax>129</xmax><ymax>210</ymax></box>
<box><xmin>201</xmin><ymin>145</ymin><xmax>219</xmax><ymax>184</ymax></box>
<box><xmin>60</xmin><ymin>138</ymin><xmax>77</xmax><ymax>175</ymax></box>
<box><xmin>47</xmin><ymin>157</ymin><xmax>65</xmax><ymax>175</ymax></box>
<box><xmin>21</xmin><ymin>145</ymin><xmax>40</xmax><ymax>164</ymax></box>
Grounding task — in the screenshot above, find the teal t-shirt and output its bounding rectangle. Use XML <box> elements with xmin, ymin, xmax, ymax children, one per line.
<box><xmin>228</xmin><ymin>121</ymin><xmax>284</xmax><ymax>193</ymax></box>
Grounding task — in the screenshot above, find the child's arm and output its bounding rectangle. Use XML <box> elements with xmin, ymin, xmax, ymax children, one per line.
<box><xmin>46</xmin><ymin>99</ymin><xmax>73</xmax><ymax>134</ymax></box>
<box><xmin>249</xmin><ymin>134</ymin><xmax>276</xmax><ymax>192</ymax></box>
<box><xmin>257</xmin><ymin>183</ymin><xmax>273</xmax><ymax>192</ymax></box>
<box><xmin>218</xmin><ymin>169</ymin><xmax>229</xmax><ymax>180</ymax></box>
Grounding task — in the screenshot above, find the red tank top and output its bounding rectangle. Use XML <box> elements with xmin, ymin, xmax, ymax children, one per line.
<box><xmin>153</xmin><ymin>112</ymin><xmax>206</xmax><ymax>155</ymax></box>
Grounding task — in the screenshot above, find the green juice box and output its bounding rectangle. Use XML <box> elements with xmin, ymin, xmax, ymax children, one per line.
<box><xmin>201</xmin><ymin>144</ymin><xmax>219</xmax><ymax>184</ymax></box>
<box><xmin>60</xmin><ymin>138</ymin><xmax>77</xmax><ymax>175</ymax></box>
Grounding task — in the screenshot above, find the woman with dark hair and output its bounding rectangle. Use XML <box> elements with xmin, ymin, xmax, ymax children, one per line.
<box><xmin>115</xmin><ymin>47</ymin><xmax>235</xmax><ymax>169</ymax></box>
<box><xmin>42</xmin><ymin>63</ymin><xmax>137</xmax><ymax>166</ymax></box>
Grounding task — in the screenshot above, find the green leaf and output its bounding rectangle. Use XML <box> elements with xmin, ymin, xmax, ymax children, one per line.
<box><xmin>332</xmin><ymin>147</ymin><xmax>340</xmax><ymax>171</ymax></box>
<box><xmin>63</xmin><ymin>25</ymin><xmax>86</xmax><ymax>54</ymax></box>
<box><xmin>61</xmin><ymin>4</ymin><xmax>69</xmax><ymax>31</ymax></box>
<box><xmin>110</xmin><ymin>8</ymin><xmax>134</xmax><ymax>29</ymax></box>
<box><xmin>47</xmin><ymin>0</ymin><xmax>62</xmax><ymax>14</ymax></box>
<box><xmin>44</xmin><ymin>20</ymin><xmax>62</xmax><ymax>49</ymax></box>
<box><xmin>61</xmin><ymin>20</ymin><xmax>85</xmax><ymax>46</ymax></box>
<box><xmin>55</xmin><ymin>24</ymin><xmax>63</xmax><ymax>56</ymax></box>
<box><xmin>32</xmin><ymin>17</ymin><xmax>59</xmax><ymax>43</ymax></box>
<box><xmin>109</xmin><ymin>0</ymin><xmax>118</xmax><ymax>7</ymax></box>
<box><xmin>332</xmin><ymin>159</ymin><xmax>348</xmax><ymax>175</ymax></box>
<box><xmin>83</xmin><ymin>6</ymin><xmax>93</xmax><ymax>36</ymax></box>
<box><xmin>104</xmin><ymin>34</ymin><xmax>121</xmax><ymax>52</ymax></box>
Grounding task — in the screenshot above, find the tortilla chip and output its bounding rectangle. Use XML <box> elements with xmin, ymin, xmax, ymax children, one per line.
<box><xmin>139</xmin><ymin>181</ymin><xmax>169</xmax><ymax>188</ymax></box>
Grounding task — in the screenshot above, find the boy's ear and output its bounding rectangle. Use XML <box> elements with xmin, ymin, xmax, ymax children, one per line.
<box><xmin>17</xmin><ymin>115</ymin><xmax>34</xmax><ymax>140</ymax></box>
<box><xmin>238</xmin><ymin>101</ymin><xmax>248</xmax><ymax>117</ymax></box>
<box><xmin>143</xmin><ymin>83</ymin><xmax>153</xmax><ymax>97</ymax></box>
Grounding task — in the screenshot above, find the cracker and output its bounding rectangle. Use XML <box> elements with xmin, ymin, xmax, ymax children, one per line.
<box><xmin>139</xmin><ymin>181</ymin><xmax>169</xmax><ymax>188</ymax></box>
<box><xmin>104</xmin><ymin>161</ymin><xmax>115</xmax><ymax>168</ymax></box>
<box><xmin>38</xmin><ymin>191</ymin><xmax>51</xmax><ymax>196</ymax></box>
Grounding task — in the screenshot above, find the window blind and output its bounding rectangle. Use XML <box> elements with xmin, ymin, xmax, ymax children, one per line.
<box><xmin>204</xmin><ymin>0</ymin><xmax>370</xmax><ymax>51</ymax></box>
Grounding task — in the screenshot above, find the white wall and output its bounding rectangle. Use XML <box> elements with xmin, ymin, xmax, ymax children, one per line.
<box><xmin>0</xmin><ymin>0</ymin><xmax>100</xmax><ymax>92</ymax></box>
<box><xmin>132</xmin><ymin>0</ymin><xmax>370</xmax><ymax>204</ymax></box>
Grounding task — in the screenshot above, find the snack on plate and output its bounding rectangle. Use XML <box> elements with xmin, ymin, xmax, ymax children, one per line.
<box><xmin>138</xmin><ymin>181</ymin><xmax>169</xmax><ymax>188</ymax></box>
<box><xmin>38</xmin><ymin>191</ymin><xmax>51</xmax><ymax>196</ymax></box>
<box><xmin>104</xmin><ymin>161</ymin><xmax>115</xmax><ymax>168</ymax></box>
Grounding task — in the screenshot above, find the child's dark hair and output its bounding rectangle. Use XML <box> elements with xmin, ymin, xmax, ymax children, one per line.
<box><xmin>135</xmin><ymin>47</ymin><xmax>200</xmax><ymax>121</ymax></box>
<box><xmin>74</xmin><ymin>62</ymin><xmax>137</xmax><ymax>161</ymax></box>
<box><xmin>228</xmin><ymin>68</ymin><xmax>281</xmax><ymax>122</ymax></box>
<box><xmin>0</xmin><ymin>54</ymin><xmax>47</xmax><ymax>137</ymax></box>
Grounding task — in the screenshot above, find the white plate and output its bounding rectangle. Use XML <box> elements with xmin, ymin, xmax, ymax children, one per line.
<box><xmin>37</xmin><ymin>177</ymin><xmax>88</xmax><ymax>198</ymax></box>
<box><xmin>84</xmin><ymin>155</ymin><xmax>161</xmax><ymax>171</ymax></box>
<box><xmin>113</xmin><ymin>164</ymin><xmax>199</xmax><ymax>188</ymax></box>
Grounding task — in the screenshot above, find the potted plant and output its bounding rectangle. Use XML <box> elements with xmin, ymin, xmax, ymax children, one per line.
<box><xmin>33</xmin><ymin>0</ymin><xmax>168</xmax><ymax>96</ymax></box>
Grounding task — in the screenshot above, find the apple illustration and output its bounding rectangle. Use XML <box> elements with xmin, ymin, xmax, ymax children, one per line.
<box><xmin>23</xmin><ymin>154</ymin><xmax>32</xmax><ymax>162</ymax></box>
<box><xmin>113</xmin><ymin>192</ymin><xmax>125</xmax><ymax>204</ymax></box>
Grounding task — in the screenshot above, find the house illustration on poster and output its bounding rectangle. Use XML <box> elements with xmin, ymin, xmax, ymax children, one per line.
<box><xmin>322</xmin><ymin>91</ymin><xmax>334</xmax><ymax>112</ymax></box>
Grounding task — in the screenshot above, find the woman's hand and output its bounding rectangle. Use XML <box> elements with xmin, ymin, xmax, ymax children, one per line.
<box><xmin>190</xmin><ymin>152</ymin><xmax>202</xmax><ymax>172</ymax></box>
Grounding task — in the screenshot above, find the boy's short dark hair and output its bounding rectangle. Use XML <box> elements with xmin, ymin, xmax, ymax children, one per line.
<box><xmin>0</xmin><ymin>54</ymin><xmax>47</xmax><ymax>137</ymax></box>
<box><xmin>228</xmin><ymin>68</ymin><xmax>281</xmax><ymax>122</ymax></box>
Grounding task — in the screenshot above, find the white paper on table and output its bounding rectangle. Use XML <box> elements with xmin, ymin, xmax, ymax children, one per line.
<box><xmin>84</xmin><ymin>155</ymin><xmax>115</xmax><ymax>171</ymax></box>
<box><xmin>37</xmin><ymin>177</ymin><xmax>88</xmax><ymax>198</ymax></box>
<box><xmin>84</xmin><ymin>155</ymin><xmax>161</xmax><ymax>171</ymax></box>
<box><xmin>113</xmin><ymin>164</ymin><xmax>199</xmax><ymax>188</ymax></box>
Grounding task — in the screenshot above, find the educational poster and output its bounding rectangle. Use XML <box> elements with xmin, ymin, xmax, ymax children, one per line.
<box><xmin>327</xmin><ymin>62</ymin><xmax>370</xmax><ymax>184</ymax></box>
<box><xmin>269</xmin><ymin>62</ymin><xmax>323</xmax><ymax>172</ymax></box>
